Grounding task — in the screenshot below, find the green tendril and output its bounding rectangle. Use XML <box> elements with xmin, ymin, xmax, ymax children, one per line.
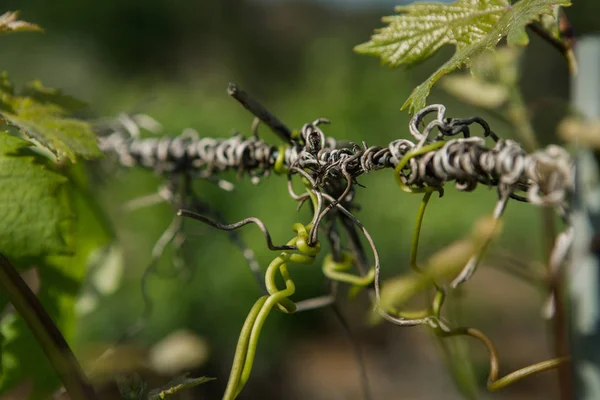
<box><xmin>224</xmin><ymin>221</ymin><xmax>321</xmax><ymax>399</ymax></box>
<box><xmin>274</xmin><ymin>145</ymin><xmax>288</xmax><ymax>174</ymax></box>
<box><xmin>394</xmin><ymin>141</ymin><xmax>446</xmax><ymax>195</ymax></box>
<box><xmin>395</xmin><ymin>145</ymin><xmax>538</xmax><ymax>393</ymax></box>
<box><xmin>222</xmin><ymin>296</ymin><xmax>267</xmax><ymax>400</ymax></box>
<box><xmin>322</xmin><ymin>252</ymin><xmax>375</xmax><ymax>292</ymax></box>
<box><xmin>439</xmin><ymin>327</ymin><xmax>569</xmax><ymax>391</ymax></box>
<box><xmin>386</xmin><ymin>144</ymin><xmax>448</xmax><ymax>321</ymax></box>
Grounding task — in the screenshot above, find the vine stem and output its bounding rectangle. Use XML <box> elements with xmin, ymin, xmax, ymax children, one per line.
<box><xmin>527</xmin><ymin>20</ymin><xmax>577</xmax><ymax>75</ymax></box>
<box><xmin>0</xmin><ymin>254</ymin><xmax>98</xmax><ymax>400</ymax></box>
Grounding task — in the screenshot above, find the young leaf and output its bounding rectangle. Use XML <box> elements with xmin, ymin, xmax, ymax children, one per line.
<box><xmin>540</xmin><ymin>5</ymin><xmax>562</xmax><ymax>39</ymax></box>
<box><xmin>355</xmin><ymin>0</ymin><xmax>509</xmax><ymax>67</ymax></box>
<box><xmin>0</xmin><ymin>134</ymin><xmax>73</xmax><ymax>261</ymax></box>
<box><xmin>355</xmin><ymin>0</ymin><xmax>570</xmax><ymax>113</ymax></box>
<box><xmin>0</xmin><ymin>74</ymin><xmax>102</xmax><ymax>162</ymax></box>
<box><xmin>0</xmin><ymin>11</ymin><xmax>41</xmax><ymax>35</ymax></box>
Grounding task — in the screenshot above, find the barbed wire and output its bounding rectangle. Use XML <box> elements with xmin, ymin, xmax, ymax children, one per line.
<box><xmin>97</xmin><ymin>100</ymin><xmax>575</xmax><ymax>324</ymax></box>
<box><xmin>97</xmin><ymin>104</ymin><xmax>574</xmax><ymax>211</ymax></box>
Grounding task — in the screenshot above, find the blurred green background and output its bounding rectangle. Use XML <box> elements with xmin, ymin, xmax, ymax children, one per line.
<box><xmin>1</xmin><ymin>0</ymin><xmax>595</xmax><ymax>399</ymax></box>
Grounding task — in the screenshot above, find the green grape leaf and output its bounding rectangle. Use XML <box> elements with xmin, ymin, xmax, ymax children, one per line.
<box><xmin>355</xmin><ymin>0</ymin><xmax>570</xmax><ymax>113</ymax></box>
<box><xmin>355</xmin><ymin>0</ymin><xmax>509</xmax><ymax>67</ymax></box>
<box><xmin>0</xmin><ymin>11</ymin><xmax>41</xmax><ymax>35</ymax></box>
<box><xmin>0</xmin><ymin>74</ymin><xmax>101</xmax><ymax>162</ymax></box>
<box><xmin>539</xmin><ymin>5</ymin><xmax>562</xmax><ymax>39</ymax></box>
<box><xmin>0</xmin><ymin>134</ymin><xmax>73</xmax><ymax>261</ymax></box>
<box><xmin>0</xmin><ymin>165</ymin><xmax>112</xmax><ymax>397</ymax></box>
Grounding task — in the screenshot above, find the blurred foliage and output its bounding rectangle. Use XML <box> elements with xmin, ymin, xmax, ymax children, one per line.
<box><xmin>0</xmin><ymin>11</ymin><xmax>40</xmax><ymax>35</ymax></box>
<box><xmin>0</xmin><ymin>75</ymin><xmax>100</xmax><ymax>161</ymax></box>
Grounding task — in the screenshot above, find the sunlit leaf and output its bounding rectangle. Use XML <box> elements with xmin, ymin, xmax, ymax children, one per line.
<box><xmin>355</xmin><ymin>0</ymin><xmax>509</xmax><ymax>66</ymax></box>
<box><xmin>0</xmin><ymin>74</ymin><xmax>101</xmax><ymax>162</ymax></box>
<box><xmin>0</xmin><ymin>11</ymin><xmax>41</xmax><ymax>35</ymax></box>
<box><xmin>539</xmin><ymin>5</ymin><xmax>562</xmax><ymax>39</ymax></box>
<box><xmin>0</xmin><ymin>134</ymin><xmax>72</xmax><ymax>261</ymax></box>
<box><xmin>355</xmin><ymin>0</ymin><xmax>570</xmax><ymax>113</ymax></box>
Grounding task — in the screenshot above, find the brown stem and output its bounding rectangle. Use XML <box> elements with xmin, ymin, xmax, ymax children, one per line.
<box><xmin>0</xmin><ymin>254</ymin><xmax>98</xmax><ymax>400</ymax></box>
<box><xmin>527</xmin><ymin>21</ymin><xmax>577</xmax><ymax>75</ymax></box>
<box><xmin>227</xmin><ymin>82</ymin><xmax>293</xmax><ymax>143</ymax></box>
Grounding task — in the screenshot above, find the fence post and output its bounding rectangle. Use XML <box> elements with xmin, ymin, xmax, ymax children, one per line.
<box><xmin>569</xmin><ymin>36</ymin><xmax>600</xmax><ymax>400</ymax></box>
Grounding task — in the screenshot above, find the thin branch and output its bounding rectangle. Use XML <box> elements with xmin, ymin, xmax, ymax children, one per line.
<box><xmin>0</xmin><ymin>254</ymin><xmax>98</xmax><ymax>400</ymax></box>
<box><xmin>527</xmin><ymin>21</ymin><xmax>577</xmax><ymax>75</ymax></box>
<box><xmin>227</xmin><ymin>82</ymin><xmax>293</xmax><ymax>143</ymax></box>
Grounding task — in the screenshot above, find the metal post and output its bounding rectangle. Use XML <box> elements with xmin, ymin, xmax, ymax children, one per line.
<box><xmin>569</xmin><ymin>36</ymin><xmax>600</xmax><ymax>400</ymax></box>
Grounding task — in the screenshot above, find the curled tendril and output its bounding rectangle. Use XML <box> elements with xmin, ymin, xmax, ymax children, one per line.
<box><xmin>438</xmin><ymin>326</ymin><xmax>569</xmax><ymax>391</ymax></box>
<box><xmin>386</xmin><ymin>116</ymin><xmax>566</xmax><ymax>391</ymax></box>
<box><xmin>322</xmin><ymin>252</ymin><xmax>375</xmax><ymax>289</ymax></box>
<box><xmin>223</xmin><ymin>230</ymin><xmax>312</xmax><ymax>399</ymax></box>
<box><xmin>219</xmin><ymin>220</ymin><xmax>322</xmax><ymax>399</ymax></box>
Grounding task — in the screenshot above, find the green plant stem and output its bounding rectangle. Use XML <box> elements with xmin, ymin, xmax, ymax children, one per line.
<box><xmin>222</xmin><ymin>296</ymin><xmax>267</xmax><ymax>400</ymax></box>
<box><xmin>0</xmin><ymin>254</ymin><xmax>98</xmax><ymax>400</ymax></box>
<box><xmin>237</xmin><ymin>270</ymin><xmax>295</xmax><ymax>393</ymax></box>
<box><xmin>388</xmin><ymin>145</ymin><xmax>447</xmax><ymax>320</ymax></box>
<box><xmin>410</xmin><ymin>192</ymin><xmax>432</xmax><ymax>273</ymax></box>
<box><xmin>224</xmin><ymin>221</ymin><xmax>320</xmax><ymax>399</ymax></box>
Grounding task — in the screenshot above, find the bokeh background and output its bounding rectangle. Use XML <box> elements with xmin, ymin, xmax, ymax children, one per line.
<box><xmin>1</xmin><ymin>0</ymin><xmax>597</xmax><ymax>399</ymax></box>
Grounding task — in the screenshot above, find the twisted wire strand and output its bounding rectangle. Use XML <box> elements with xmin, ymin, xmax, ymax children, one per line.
<box><xmin>97</xmin><ymin>105</ymin><xmax>574</xmax><ymax>209</ymax></box>
<box><xmin>176</xmin><ymin>210</ymin><xmax>295</xmax><ymax>252</ymax></box>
